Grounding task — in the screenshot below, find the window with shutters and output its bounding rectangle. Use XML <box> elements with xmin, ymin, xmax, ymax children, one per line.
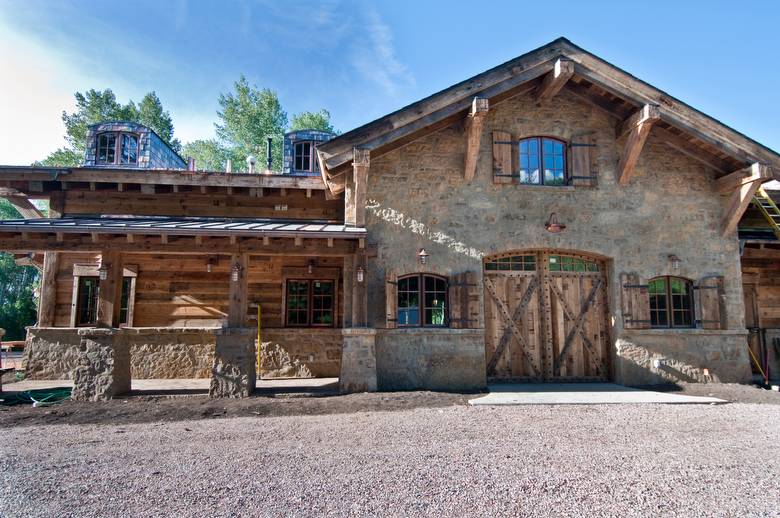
<box><xmin>397</xmin><ymin>274</ymin><xmax>448</xmax><ymax>327</ymax></box>
<box><xmin>519</xmin><ymin>137</ymin><xmax>566</xmax><ymax>186</ymax></box>
<box><xmin>648</xmin><ymin>276</ymin><xmax>694</xmax><ymax>328</ymax></box>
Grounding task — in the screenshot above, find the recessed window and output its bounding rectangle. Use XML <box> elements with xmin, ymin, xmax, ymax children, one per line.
<box><xmin>293</xmin><ymin>141</ymin><xmax>320</xmax><ymax>173</ymax></box>
<box><xmin>96</xmin><ymin>132</ymin><xmax>139</xmax><ymax>165</ymax></box>
<box><xmin>397</xmin><ymin>274</ymin><xmax>447</xmax><ymax>327</ymax></box>
<box><xmin>119</xmin><ymin>277</ymin><xmax>133</xmax><ymax>326</ymax></box>
<box><xmin>76</xmin><ymin>276</ymin><xmax>100</xmax><ymax>326</ymax></box>
<box><xmin>286</xmin><ymin>279</ymin><xmax>334</xmax><ymax>327</ymax></box>
<box><xmin>649</xmin><ymin>276</ymin><xmax>694</xmax><ymax>328</ymax></box>
<box><xmin>519</xmin><ymin>137</ymin><xmax>566</xmax><ymax>186</ymax></box>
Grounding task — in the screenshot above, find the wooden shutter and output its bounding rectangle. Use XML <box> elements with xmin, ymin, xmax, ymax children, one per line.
<box><xmin>569</xmin><ymin>135</ymin><xmax>597</xmax><ymax>187</ymax></box>
<box><xmin>385</xmin><ymin>271</ymin><xmax>397</xmax><ymax>329</ymax></box>
<box><xmin>464</xmin><ymin>271</ymin><xmax>480</xmax><ymax>328</ymax></box>
<box><xmin>492</xmin><ymin>131</ymin><xmax>514</xmax><ymax>184</ymax></box>
<box><xmin>695</xmin><ymin>275</ymin><xmax>725</xmax><ymax>329</ymax></box>
<box><xmin>448</xmin><ymin>273</ymin><xmax>463</xmax><ymax>329</ymax></box>
<box><xmin>620</xmin><ymin>273</ymin><xmax>650</xmax><ymax>329</ymax></box>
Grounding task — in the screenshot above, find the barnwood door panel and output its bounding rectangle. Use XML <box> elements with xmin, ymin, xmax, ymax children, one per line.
<box><xmin>545</xmin><ymin>271</ymin><xmax>609</xmax><ymax>380</ymax></box>
<box><xmin>483</xmin><ymin>272</ymin><xmax>543</xmax><ymax>380</ymax></box>
<box><xmin>484</xmin><ymin>251</ymin><xmax>610</xmax><ymax>382</ymax></box>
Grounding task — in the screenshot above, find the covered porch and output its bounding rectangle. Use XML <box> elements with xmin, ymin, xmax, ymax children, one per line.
<box><xmin>0</xmin><ymin>215</ymin><xmax>376</xmax><ymax>400</ymax></box>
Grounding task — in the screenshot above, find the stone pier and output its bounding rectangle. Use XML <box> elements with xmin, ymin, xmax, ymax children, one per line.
<box><xmin>71</xmin><ymin>328</ymin><xmax>131</xmax><ymax>401</ymax></box>
<box><xmin>209</xmin><ymin>327</ymin><xmax>257</xmax><ymax>398</ymax></box>
<box><xmin>339</xmin><ymin>328</ymin><xmax>377</xmax><ymax>393</ymax></box>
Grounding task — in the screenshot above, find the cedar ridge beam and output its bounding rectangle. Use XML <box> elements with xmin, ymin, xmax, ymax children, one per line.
<box><xmin>533</xmin><ymin>58</ymin><xmax>575</xmax><ymax>104</ymax></box>
<box><xmin>463</xmin><ymin>97</ymin><xmax>489</xmax><ymax>181</ymax></box>
<box><xmin>616</xmin><ymin>104</ymin><xmax>661</xmax><ymax>185</ymax></box>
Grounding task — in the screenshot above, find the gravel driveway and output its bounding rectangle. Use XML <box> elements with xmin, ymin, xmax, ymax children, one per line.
<box><xmin>2</xmin><ymin>402</ymin><xmax>779</xmax><ymax>517</ymax></box>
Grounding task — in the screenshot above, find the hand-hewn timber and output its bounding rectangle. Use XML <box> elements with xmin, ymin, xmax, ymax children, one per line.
<box><xmin>96</xmin><ymin>251</ymin><xmax>122</xmax><ymax>327</ymax></box>
<box><xmin>345</xmin><ymin>148</ymin><xmax>370</xmax><ymax>227</ymax></box>
<box><xmin>37</xmin><ymin>251</ymin><xmax>59</xmax><ymax>327</ymax></box>
<box><xmin>716</xmin><ymin>162</ymin><xmax>773</xmax><ymax>194</ymax></box>
<box><xmin>464</xmin><ymin>98</ymin><xmax>489</xmax><ymax>181</ymax></box>
<box><xmin>720</xmin><ymin>163</ymin><xmax>773</xmax><ymax>236</ymax></box>
<box><xmin>227</xmin><ymin>254</ymin><xmax>249</xmax><ymax>327</ymax></box>
<box><xmin>1</xmin><ymin>195</ymin><xmax>43</xmax><ymax>218</ymax></box>
<box><xmin>616</xmin><ymin>104</ymin><xmax>661</xmax><ymax>185</ymax></box>
<box><xmin>534</xmin><ymin>58</ymin><xmax>574</xmax><ymax>104</ymax></box>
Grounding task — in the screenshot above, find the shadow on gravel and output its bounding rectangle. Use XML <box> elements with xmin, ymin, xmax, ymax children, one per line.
<box><xmin>632</xmin><ymin>382</ymin><xmax>780</xmax><ymax>405</ymax></box>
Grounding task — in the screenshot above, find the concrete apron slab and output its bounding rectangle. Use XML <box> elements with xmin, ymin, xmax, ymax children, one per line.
<box><xmin>469</xmin><ymin>383</ymin><xmax>727</xmax><ymax>405</ymax></box>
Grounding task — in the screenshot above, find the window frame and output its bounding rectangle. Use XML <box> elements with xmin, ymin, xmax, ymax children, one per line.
<box><xmin>648</xmin><ymin>276</ymin><xmax>695</xmax><ymax>329</ymax></box>
<box><xmin>517</xmin><ymin>136</ymin><xmax>568</xmax><ymax>186</ymax></box>
<box><xmin>96</xmin><ymin>131</ymin><xmax>140</xmax><ymax>166</ymax></box>
<box><xmin>396</xmin><ymin>273</ymin><xmax>449</xmax><ymax>328</ymax></box>
<box><xmin>75</xmin><ymin>276</ymin><xmax>100</xmax><ymax>327</ymax></box>
<box><xmin>292</xmin><ymin>141</ymin><xmax>320</xmax><ymax>173</ymax></box>
<box><xmin>284</xmin><ymin>278</ymin><xmax>336</xmax><ymax>328</ymax></box>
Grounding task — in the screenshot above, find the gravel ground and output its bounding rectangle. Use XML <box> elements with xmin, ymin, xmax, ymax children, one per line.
<box><xmin>2</xmin><ymin>402</ymin><xmax>779</xmax><ymax>517</ymax></box>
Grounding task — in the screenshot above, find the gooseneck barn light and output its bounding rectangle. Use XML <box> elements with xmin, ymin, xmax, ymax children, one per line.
<box><xmin>544</xmin><ymin>213</ymin><xmax>566</xmax><ymax>233</ymax></box>
<box><xmin>417</xmin><ymin>248</ymin><xmax>429</xmax><ymax>264</ymax></box>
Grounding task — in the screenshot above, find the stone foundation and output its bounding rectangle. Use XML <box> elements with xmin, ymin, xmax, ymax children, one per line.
<box><xmin>614</xmin><ymin>330</ymin><xmax>752</xmax><ymax>385</ymax></box>
<box><xmin>210</xmin><ymin>328</ymin><xmax>257</xmax><ymax>398</ymax></box>
<box><xmin>340</xmin><ymin>328</ymin><xmax>377</xmax><ymax>393</ymax></box>
<box><xmin>376</xmin><ymin>329</ymin><xmax>486</xmax><ymax>392</ymax></box>
<box><xmin>71</xmin><ymin>328</ymin><xmax>131</xmax><ymax>401</ymax></box>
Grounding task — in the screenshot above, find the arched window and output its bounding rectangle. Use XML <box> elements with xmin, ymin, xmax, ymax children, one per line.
<box><xmin>648</xmin><ymin>276</ymin><xmax>694</xmax><ymax>328</ymax></box>
<box><xmin>518</xmin><ymin>137</ymin><xmax>566</xmax><ymax>186</ymax></box>
<box><xmin>397</xmin><ymin>274</ymin><xmax>448</xmax><ymax>327</ymax></box>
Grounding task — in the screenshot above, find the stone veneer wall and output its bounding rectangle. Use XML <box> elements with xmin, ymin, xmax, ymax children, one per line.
<box><xmin>375</xmin><ymin>329</ymin><xmax>485</xmax><ymax>391</ymax></box>
<box><xmin>363</xmin><ymin>88</ymin><xmax>752</xmax><ymax>385</ymax></box>
<box><xmin>24</xmin><ymin>327</ymin><xmax>342</xmax><ymax>380</ymax></box>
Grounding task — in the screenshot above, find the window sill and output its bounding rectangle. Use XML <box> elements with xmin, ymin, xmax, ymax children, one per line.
<box><xmin>382</xmin><ymin>327</ymin><xmax>483</xmax><ymax>334</ymax></box>
<box><xmin>494</xmin><ymin>183</ymin><xmax>576</xmax><ymax>192</ymax></box>
<box><xmin>622</xmin><ymin>328</ymin><xmax>748</xmax><ymax>336</ymax></box>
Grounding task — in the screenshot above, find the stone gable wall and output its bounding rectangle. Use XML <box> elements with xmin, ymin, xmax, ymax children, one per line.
<box><xmin>364</xmin><ymin>89</ymin><xmax>750</xmax><ymax>384</ymax></box>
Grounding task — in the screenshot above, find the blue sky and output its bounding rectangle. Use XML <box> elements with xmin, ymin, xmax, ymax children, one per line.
<box><xmin>1</xmin><ymin>0</ymin><xmax>779</xmax><ymax>165</ymax></box>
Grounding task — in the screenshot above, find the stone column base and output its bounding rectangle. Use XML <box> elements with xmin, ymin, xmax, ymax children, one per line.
<box><xmin>210</xmin><ymin>328</ymin><xmax>257</xmax><ymax>398</ymax></box>
<box><xmin>71</xmin><ymin>328</ymin><xmax>130</xmax><ymax>401</ymax></box>
<box><xmin>340</xmin><ymin>328</ymin><xmax>377</xmax><ymax>393</ymax></box>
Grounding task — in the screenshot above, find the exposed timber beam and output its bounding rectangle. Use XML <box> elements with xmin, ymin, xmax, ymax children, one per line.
<box><xmin>720</xmin><ymin>163</ymin><xmax>773</xmax><ymax>236</ymax></box>
<box><xmin>1</xmin><ymin>195</ymin><xmax>43</xmax><ymax>219</ymax></box>
<box><xmin>534</xmin><ymin>58</ymin><xmax>574</xmax><ymax>104</ymax></box>
<box><xmin>345</xmin><ymin>148</ymin><xmax>370</xmax><ymax>227</ymax></box>
<box><xmin>716</xmin><ymin>162</ymin><xmax>773</xmax><ymax>194</ymax></box>
<box><xmin>463</xmin><ymin>97</ymin><xmax>489</xmax><ymax>181</ymax></box>
<box><xmin>616</xmin><ymin>104</ymin><xmax>661</xmax><ymax>185</ymax></box>
<box><xmin>652</xmin><ymin>126</ymin><xmax>732</xmax><ymax>174</ymax></box>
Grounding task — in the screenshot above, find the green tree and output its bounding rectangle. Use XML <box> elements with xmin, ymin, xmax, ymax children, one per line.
<box><xmin>181</xmin><ymin>139</ymin><xmax>229</xmax><ymax>171</ymax></box>
<box><xmin>0</xmin><ymin>200</ymin><xmax>38</xmax><ymax>341</ymax></box>
<box><xmin>138</xmin><ymin>92</ymin><xmax>181</xmax><ymax>152</ymax></box>
<box><xmin>37</xmin><ymin>148</ymin><xmax>81</xmax><ymax>168</ymax></box>
<box><xmin>215</xmin><ymin>76</ymin><xmax>287</xmax><ymax>171</ymax></box>
<box><xmin>290</xmin><ymin>109</ymin><xmax>335</xmax><ymax>133</ymax></box>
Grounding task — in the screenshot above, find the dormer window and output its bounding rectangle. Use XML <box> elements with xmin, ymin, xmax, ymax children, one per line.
<box><xmin>293</xmin><ymin>141</ymin><xmax>320</xmax><ymax>173</ymax></box>
<box><xmin>96</xmin><ymin>132</ymin><xmax>139</xmax><ymax>165</ymax></box>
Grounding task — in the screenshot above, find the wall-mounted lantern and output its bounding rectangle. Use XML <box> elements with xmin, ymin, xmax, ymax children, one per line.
<box><xmin>231</xmin><ymin>263</ymin><xmax>242</xmax><ymax>282</ymax></box>
<box><xmin>356</xmin><ymin>266</ymin><xmax>365</xmax><ymax>283</ymax></box>
<box><xmin>417</xmin><ymin>248</ymin><xmax>429</xmax><ymax>264</ymax></box>
<box><xmin>544</xmin><ymin>212</ymin><xmax>566</xmax><ymax>233</ymax></box>
<box><xmin>98</xmin><ymin>263</ymin><xmax>108</xmax><ymax>280</ymax></box>
<box><xmin>308</xmin><ymin>259</ymin><xmax>316</xmax><ymax>274</ymax></box>
<box><xmin>206</xmin><ymin>257</ymin><xmax>216</xmax><ymax>273</ymax></box>
<box><xmin>668</xmin><ymin>254</ymin><xmax>681</xmax><ymax>270</ymax></box>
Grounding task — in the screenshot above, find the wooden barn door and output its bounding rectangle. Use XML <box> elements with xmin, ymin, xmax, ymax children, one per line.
<box><xmin>483</xmin><ymin>252</ymin><xmax>610</xmax><ymax>382</ymax></box>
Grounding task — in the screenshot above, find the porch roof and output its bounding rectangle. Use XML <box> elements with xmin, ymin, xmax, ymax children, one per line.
<box><xmin>0</xmin><ymin>216</ymin><xmax>366</xmax><ymax>239</ymax></box>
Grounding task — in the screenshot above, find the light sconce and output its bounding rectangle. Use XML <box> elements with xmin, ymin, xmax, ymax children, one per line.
<box><xmin>668</xmin><ymin>254</ymin><xmax>681</xmax><ymax>270</ymax></box>
<box><xmin>544</xmin><ymin>212</ymin><xmax>566</xmax><ymax>233</ymax></box>
<box><xmin>231</xmin><ymin>263</ymin><xmax>242</xmax><ymax>282</ymax></box>
<box><xmin>356</xmin><ymin>266</ymin><xmax>365</xmax><ymax>283</ymax></box>
<box><xmin>206</xmin><ymin>257</ymin><xmax>217</xmax><ymax>273</ymax></box>
<box><xmin>98</xmin><ymin>264</ymin><xmax>108</xmax><ymax>281</ymax></box>
<box><xmin>417</xmin><ymin>248</ymin><xmax>429</xmax><ymax>265</ymax></box>
<box><xmin>308</xmin><ymin>259</ymin><xmax>315</xmax><ymax>275</ymax></box>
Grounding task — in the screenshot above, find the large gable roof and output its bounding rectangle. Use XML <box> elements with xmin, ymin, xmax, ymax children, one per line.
<box><xmin>317</xmin><ymin>37</ymin><xmax>780</xmax><ymax>192</ymax></box>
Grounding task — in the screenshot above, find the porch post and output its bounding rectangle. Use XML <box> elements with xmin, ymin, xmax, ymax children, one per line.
<box><xmin>340</xmin><ymin>249</ymin><xmax>376</xmax><ymax>393</ymax></box>
<box><xmin>96</xmin><ymin>251</ymin><xmax>122</xmax><ymax>328</ymax></box>
<box><xmin>351</xmin><ymin>251</ymin><xmax>368</xmax><ymax>327</ymax></box>
<box><xmin>37</xmin><ymin>251</ymin><xmax>59</xmax><ymax>327</ymax></box>
<box><xmin>211</xmin><ymin>253</ymin><xmax>256</xmax><ymax>398</ymax></box>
